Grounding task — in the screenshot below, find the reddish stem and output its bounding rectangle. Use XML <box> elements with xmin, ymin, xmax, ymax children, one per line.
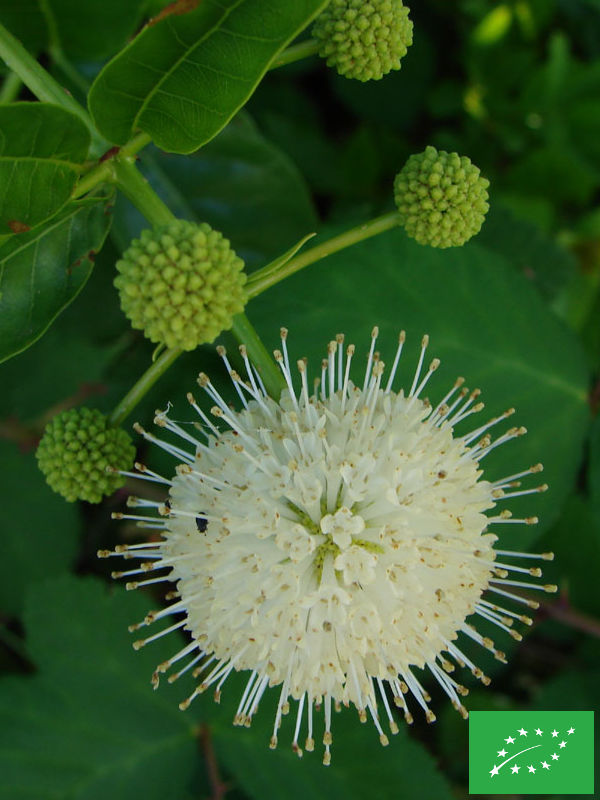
<box><xmin>200</xmin><ymin>725</ymin><xmax>229</xmax><ymax>800</ymax></box>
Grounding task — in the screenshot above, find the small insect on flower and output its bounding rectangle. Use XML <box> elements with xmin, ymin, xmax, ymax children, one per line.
<box><xmin>101</xmin><ymin>328</ymin><xmax>554</xmax><ymax>765</ymax></box>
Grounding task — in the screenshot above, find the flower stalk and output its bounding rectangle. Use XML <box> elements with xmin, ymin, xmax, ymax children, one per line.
<box><xmin>109</xmin><ymin>347</ymin><xmax>183</xmax><ymax>428</ymax></box>
<box><xmin>230</xmin><ymin>313</ymin><xmax>286</xmax><ymax>399</ymax></box>
<box><xmin>111</xmin><ymin>156</ymin><xmax>176</xmax><ymax>227</ymax></box>
<box><xmin>246</xmin><ymin>211</ymin><xmax>401</xmax><ymax>298</ymax></box>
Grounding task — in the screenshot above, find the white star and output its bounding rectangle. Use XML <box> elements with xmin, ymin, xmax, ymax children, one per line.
<box><xmin>552</xmin><ymin>753</ymin><xmax>559</xmax><ymax>760</ymax></box>
<box><xmin>505</xmin><ymin>736</ymin><xmax>515</xmax><ymax>744</ymax></box>
<box><xmin>518</xmin><ymin>727</ymin><xmax>528</xmax><ymax>736</ymax></box>
<box><xmin>490</xmin><ymin>765</ymin><xmax>500</xmax><ymax>776</ymax></box>
<box><xmin>511</xmin><ymin>764</ymin><xmax>520</xmax><ymax>774</ymax></box>
<box><xmin>542</xmin><ymin>761</ymin><xmax>550</xmax><ymax>769</ymax></box>
<box><xmin>528</xmin><ymin>765</ymin><xmax>536</xmax><ymax>773</ymax></box>
<box><xmin>535</xmin><ymin>727</ymin><xmax>543</xmax><ymax>736</ymax></box>
<box><xmin>559</xmin><ymin>741</ymin><xmax>567</xmax><ymax>748</ymax></box>
<box><xmin>568</xmin><ymin>727</ymin><xmax>575</xmax><ymax>734</ymax></box>
<box><xmin>551</xmin><ymin>730</ymin><xmax>559</xmax><ymax>737</ymax></box>
<box><xmin>497</xmin><ymin>748</ymin><xmax>507</xmax><ymax>757</ymax></box>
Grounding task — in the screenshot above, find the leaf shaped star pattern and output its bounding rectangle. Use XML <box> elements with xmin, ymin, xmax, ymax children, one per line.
<box><xmin>469</xmin><ymin>711</ymin><xmax>594</xmax><ymax>794</ymax></box>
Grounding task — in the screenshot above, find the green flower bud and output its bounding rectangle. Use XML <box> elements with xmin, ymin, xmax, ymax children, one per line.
<box><xmin>36</xmin><ymin>408</ymin><xmax>135</xmax><ymax>503</ymax></box>
<box><xmin>312</xmin><ymin>0</ymin><xmax>413</xmax><ymax>82</ymax></box>
<box><xmin>394</xmin><ymin>146</ymin><xmax>490</xmax><ymax>248</ymax></box>
<box><xmin>115</xmin><ymin>220</ymin><xmax>247</xmax><ymax>351</ymax></box>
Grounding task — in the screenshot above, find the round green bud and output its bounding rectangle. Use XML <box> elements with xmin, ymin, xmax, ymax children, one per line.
<box><xmin>36</xmin><ymin>408</ymin><xmax>135</xmax><ymax>503</ymax></box>
<box><xmin>394</xmin><ymin>146</ymin><xmax>490</xmax><ymax>248</ymax></box>
<box><xmin>115</xmin><ymin>220</ymin><xmax>247</xmax><ymax>351</ymax></box>
<box><xmin>312</xmin><ymin>0</ymin><xmax>413</xmax><ymax>82</ymax></box>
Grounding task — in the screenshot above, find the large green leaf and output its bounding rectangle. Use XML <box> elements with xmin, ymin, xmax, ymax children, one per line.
<box><xmin>111</xmin><ymin>113</ymin><xmax>317</xmax><ymax>268</ymax></box>
<box><xmin>0</xmin><ymin>577</ymin><xmax>203</xmax><ymax>800</ymax></box>
<box><xmin>88</xmin><ymin>0</ymin><xmax>329</xmax><ymax>153</ymax></box>
<box><xmin>249</xmin><ymin>227</ymin><xmax>590</xmax><ymax>543</ymax></box>
<box><xmin>0</xmin><ymin>195</ymin><xmax>113</xmax><ymax>363</ymax></box>
<box><xmin>0</xmin><ymin>103</ymin><xmax>90</xmax><ymax>234</ymax></box>
<box><xmin>0</xmin><ymin>0</ymin><xmax>148</xmax><ymax>60</ymax></box>
<box><xmin>0</xmin><ymin>441</ymin><xmax>78</xmax><ymax>617</ymax></box>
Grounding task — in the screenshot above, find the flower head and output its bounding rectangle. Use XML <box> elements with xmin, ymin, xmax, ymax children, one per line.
<box><xmin>37</xmin><ymin>407</ymin><xmax>135</xmax><ymax>503</ymax></box>
<box><xmin>313</xmin><ymin>0</ymin><xmax>413</xmax><ymax>82</ymax></box>
<box><xmin>102</xmin><ymin>329</ymin><xmax>553</xmax><ymax>764</ymax></box>
<box><xmin>394</xmin><ymin>146</ymin><xmax>490</xmax><ymax>248</ymax></box>
<box><xmin>115</xmin><ymin>220</ymin><xmax>247</xmax><ymax>351</ymax></box>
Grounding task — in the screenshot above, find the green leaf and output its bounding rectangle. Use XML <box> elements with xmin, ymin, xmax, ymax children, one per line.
<box><xmin>249</xmin><ymin>227</ymin><xmax>590</xmax><ymax>542</ymax></box>
<box><xmin>0</xmin><ymin>576</ymin><xmax>203</xmax><ymax>799</ymax></box>
<box><xmin>0</xmin><ymin>441</ymin><xmax>78</xmax><ymax>617</ymax></box>
<box><xmin>0</xmin><ymin>0</ymin><xmax>149</xmax><ymax>61</ymax></box>
<box><xmin>88</xmin><ymin>0</ymin><xmax>329</xmax><ymax>153</ymax></box>
<box><xmin>111</xmin><ymin>113</ymin><xmax>318</xmax><ymax>268</ymax></box>
<box><xmin>0</xmin><ymin>194</ymin><xmax>113</xmax><ymax>364</ymax></box>
<box><xmin>0</xmin><ymin>103</ymin><xmax>90</xmax><ymax>234</ymax></box>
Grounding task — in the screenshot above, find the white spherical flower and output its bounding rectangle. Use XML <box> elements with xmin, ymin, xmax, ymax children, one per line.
<box><xmin>102</xmin><ymin>327</ymin><xmax>554</xmax><ymax>765</ymax></box>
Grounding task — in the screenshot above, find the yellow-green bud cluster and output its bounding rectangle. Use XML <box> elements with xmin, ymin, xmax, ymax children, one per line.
<box><xmin>36</xmin><ymin>408</ymin><xmax>135</xmax><ymax>503</ymax></box>
<box><xmin>312</xmin><ymin>0</ymin><xmax>413</xmax><ymax>82</ymax></box>
<box><xmin>115</xmin><ymin>220</ymin><xmax>247</xmax><ymax>351</ymax></box>
<box><xmin>394</xmin><ymin>146</ymin><xmax>490</xmax><ymax>248</ymax></box>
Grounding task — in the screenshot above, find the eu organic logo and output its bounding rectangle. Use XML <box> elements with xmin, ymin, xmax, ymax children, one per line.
<box><xmin>469</xmin><ymin>711</ymin><xmax>594</xmax><ymax>794</ymax></box>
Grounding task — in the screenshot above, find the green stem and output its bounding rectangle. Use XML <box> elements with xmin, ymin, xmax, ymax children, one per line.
<box><xmin>246</xmin><ymin>211</ymin><xmax>401</xmax><ymax>298</ymax></box>
<box><xmin>230</xmin><ymin>313</ymin><xmax>285</xmax><ymax>400</ymax></box>
<box><xmin>109</xmin><ymin>347</ymin><xmax>182</xmax><ymax>428</ymax></box>
<box><xmin>111</xmin><ymin>155</ymin><xmax>176</xmax><ymax>227</ymax></box>
<box><xmin>0</xmin><ymin>69</ymin><xmax>22</xmax><ymax>103</ymax></box>
<box><xmin>72</xmin><ymin>132</ymin><xmax>152</xmax><ymax>200</ymax></box>
<box><xmin>271</xmin><ymin>39</ymin><xmax>320</xmax><ymax>69</ymax></box>
<box><xmin>0</xmin><ymin>21</ymin><xmax>97</xmax><ymax>140</ymax></box>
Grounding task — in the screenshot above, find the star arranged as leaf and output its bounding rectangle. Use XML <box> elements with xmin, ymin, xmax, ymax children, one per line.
<box><xmin>497</xmin><ymin>748</ymin><xmax>507</xmax><ymax>758</ymax></box>
<box><xmin>511</xmin><ymin>764</ymin><xmax>520</xmax><ymax>773</ymax></box>
<box><xmin>535</xmin><ymin>727</ymin><xmax>543</xmax><ymax>736</ymax></box>
<box><xmin>505</xmin><ymin>735</ymin><xmax>515</xmax><ymax>744</ymax></box>
<box><xmin>559</xmin><ymin>741</ymin><xmax>567</xmax><ymax>748</ymax></box>
<box><xmin>551</xmin><ymin>753</ymin><xmax>559</xmax><ymax>761</ymax></box>
<box><xmin>518</xmin><ymin>727</ymin><xmax>528</xmax><ymax>736</ymax></box>
<box><xmin>551</xmin><ymin>730</ymin><xmax>559</xmax><ymax>737</ymax></box>
<box><xmin>490</xmin><ymin>765</ymin><xmax>500</xmax><ymax>776</ymax></box>
<box><xmin>542</xmin><ymin>761</ymin><xmax>550</xmax><ymax>769</ymax></box>
<box><xmin>568</xmin><ymin>727</ymin><xmax>575</xmax><ymax>734</ymax></box>
<box><xmin>528</xmin><ymin>765</ymin><xmax>536</xmax><ymax>773</ymax></box>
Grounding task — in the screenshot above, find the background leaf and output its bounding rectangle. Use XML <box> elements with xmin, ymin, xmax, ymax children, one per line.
<box><xmin>0</xmin><ymin>0</ymin><xmax>149</xmax><ymax>60</ymax></box>
<box><xmin>88</xmin><ymin>0</ymin><xmax>329</xmax><ymax>153</ymax></box>
<box><xmin>0</xmin><ymin>576</ymin><xmax>203</xmax><ymax>799</ymax></box>
<box><xmin>0</xmin><ymin>195</ymin><xmax>113</xmax><ymax>364</ymax></box>
<box><xmin>249</xmin><ymin>226</ymin><xmax>590</xmax><ymax>543</ymax></box>
<box><xmin>0</xmin><ymin>103</ymin><xmax>90</xmax><ymax>234</ymax></box>
<box><xmin>111</xmin><ymin>113</ymin><xmax>317</xmax><ymax>268</ymax></box>
<box><xmin>0</xmin><ymin>441</ymin><xmax>78</xmax><ymax>617</ymax></box>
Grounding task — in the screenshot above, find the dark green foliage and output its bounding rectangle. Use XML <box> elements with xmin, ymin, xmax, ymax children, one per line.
<box><xmin>0</xmin><ymin>2</ymin><xmax>599</xmax><ymax>799</ymax></box>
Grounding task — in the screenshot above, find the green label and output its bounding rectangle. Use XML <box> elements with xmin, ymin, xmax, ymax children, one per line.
<box><xmin>469</xmin><ymin>711</ymin><xmax>594</xmax><ymax>794</ymax></box>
